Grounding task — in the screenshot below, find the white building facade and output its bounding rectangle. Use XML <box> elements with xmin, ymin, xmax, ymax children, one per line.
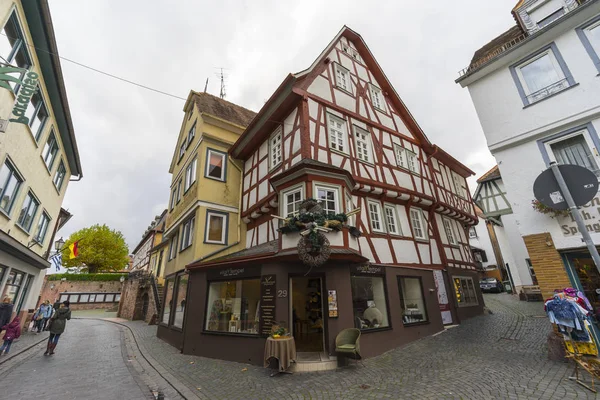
<box><xmin>457</xmin><ymin>0</ymin><xmax>600</xmax><ymax>306</ymax></box>
<box><xmin>0</xmin><ymin>1</ymin><xmax>82</xmax><ymax>324</ymax></box>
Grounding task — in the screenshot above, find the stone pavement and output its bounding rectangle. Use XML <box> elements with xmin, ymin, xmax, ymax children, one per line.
<box><xmin>0</xmin><ymin>294</ymin><xmax>597</xmax><ymax>399</ymax></box>
<box><xmin>117</xmin><ymin>293</ymin><xmax>597</xmax><ymax>400</ymax></box>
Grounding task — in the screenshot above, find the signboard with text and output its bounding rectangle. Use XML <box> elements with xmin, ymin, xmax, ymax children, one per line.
<box><xmin>259</xmin><ymin>275</ymin><xmax>276</xmax><ymax>335</ymax></box>
<box><xmin>0</xmin><ymin>65</ymin><xmax>40</xmax><ymax>126</ymax></box>
<box><xmin>558</xmin><ymin>195</ymin><xmax>600</xmax><ymax>237</ymax></box>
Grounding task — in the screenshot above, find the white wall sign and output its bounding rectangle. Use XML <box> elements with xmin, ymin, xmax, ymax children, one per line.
<box><xmin>558</xmin><ymin>195</ymin><xmax>600</xmax><ymax>237</ymax></box>
<box><xmin>433</xmin><ymin>270</ymin><xmax>453</xmax><ymax>324</ymax></box>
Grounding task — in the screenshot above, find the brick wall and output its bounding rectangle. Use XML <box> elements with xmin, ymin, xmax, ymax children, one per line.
<box><xmin>37</xmin><ymin>277</ymin><xmax>123</xmax><ymax>311</ymax></box>
<box><xmin>523</xmin><ymin>233</ymin><xmax>571</xmax><ymax>299</ymax></box>
<box><xmin>117</xmin><ymin>272</ymin><xmax>158</xmax><ymax>323</ymax></box>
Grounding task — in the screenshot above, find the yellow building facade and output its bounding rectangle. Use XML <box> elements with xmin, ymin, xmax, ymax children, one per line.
<box><xmin>0</xmin><ymin>1</ymin><xmax>82</xmax><ymax>320</ymax></box>
<box><xmin>161</xmin><ymin>92</ymin><xmax>256</xmax><ymax>280</ymax></box>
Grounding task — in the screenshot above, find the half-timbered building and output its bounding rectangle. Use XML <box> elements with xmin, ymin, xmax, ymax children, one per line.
<box><xmin>175</xmin><ymin>26</ymin><xmax>482</xmax><ymax>366</ymax></box>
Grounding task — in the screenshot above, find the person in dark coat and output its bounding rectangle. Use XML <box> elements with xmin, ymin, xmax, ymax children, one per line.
<box><xmin>44</xmin><ymin>300</ymin><xmax>71</xmax><ymax>356</ymax></box>
<box><xmin>0</xmin><ymin>316</ymin><xmax>21</xmax><ymax>355</ymax></box>
<box><xmin>0</xmin><ymin>297</ymin><xmax>14</xmax><ymax>332</ymax></box>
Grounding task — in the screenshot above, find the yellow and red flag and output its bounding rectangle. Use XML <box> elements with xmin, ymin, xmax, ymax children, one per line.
<box><xmin>69</xmin><ymin>241</ymin><xmax>79</xmax><ymax>259</ymax></box>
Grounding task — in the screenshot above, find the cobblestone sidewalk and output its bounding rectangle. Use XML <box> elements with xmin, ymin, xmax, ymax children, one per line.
<box><xmin>115</xmin><ymin>293</ymin><xmax>596</xmax><ymax>400</ymax></box>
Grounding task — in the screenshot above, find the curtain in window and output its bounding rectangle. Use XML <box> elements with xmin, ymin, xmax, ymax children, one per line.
<box><xmin>521</xmin><ymin>54</ymin><xmax>561</xmax><ymax>93</ymax></box>
<box><xmin>551</xmin><ymin>135</ymin><xmax>600</xmax><ymax>176</ymax></box>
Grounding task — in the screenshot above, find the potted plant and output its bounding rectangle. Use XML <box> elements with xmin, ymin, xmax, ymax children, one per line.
<box><xmin>531</xmin><ymin>199</ymin><xmax>570</xmax><ymax>219</ymax></box>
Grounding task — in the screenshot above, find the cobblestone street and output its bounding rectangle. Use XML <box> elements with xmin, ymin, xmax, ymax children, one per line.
<box><xmin>0</xmin><ymin>294</ymin><xmax>596</xmax><ymax>399</ymax></box>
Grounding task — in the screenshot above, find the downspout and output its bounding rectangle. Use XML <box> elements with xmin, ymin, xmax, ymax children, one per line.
<box><xmin>424</xmin><ymin>147</ymin><xmax>461</xmax><ymax>324</ymax></box>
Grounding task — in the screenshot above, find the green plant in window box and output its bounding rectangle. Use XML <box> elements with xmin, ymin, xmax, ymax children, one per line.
<box><xmin>270</xmin><ymin>322</ymin><xmax>289</xmax><ymax>339</ymax></box>
<box><xmin>531</xmin><ymin>199</ymin><xmax>570</xmax><ymax>219</ymax></box>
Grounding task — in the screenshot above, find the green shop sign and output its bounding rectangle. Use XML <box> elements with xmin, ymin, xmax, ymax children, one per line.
<box><xmin>0</xmin><ymin>65</ymin><xmax>40</xmax><ymax>125</ymax></box>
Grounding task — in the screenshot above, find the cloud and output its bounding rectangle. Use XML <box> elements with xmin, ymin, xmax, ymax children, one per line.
<box><xmin>48</xmin><ymin>0</ymin><xmax>516</xmax><ymax>250</ymax></box>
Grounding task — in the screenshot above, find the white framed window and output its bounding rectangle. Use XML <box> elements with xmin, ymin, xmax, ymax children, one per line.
<box><xmin>170</xmin><ymin>187</ymin><xmax>177</xmax><ymax>211</ymax></box>
<box><xmin>168</xmin><ymin>233</ymin><xmax>178</xmax><ymax>260</ymax></box>
<box><xmin>578</xmin><ymin>17</ymin><xmax>600</xmax><ymax>73</ymax></box>
<box><xmin>184</xmin><ymin>158</ymin><xmax>197</xmax><ymax>192</ymax></box>
<box><xmin>369</xmin><ymin>84</ymin><xmax>384</xmax><ymax>111</ymax></box>
<box><xmin>451</xmin><ymin>172</ymin><xmax>466</xmax><ymax>198</ymax></box>
<box><xmin>334</xmin><ymin>63</ymin><xmax>350</xmax><ymax>92</ymax></box>
<box><xmin>315</xmin><ymin>184</ymin><xmax>339</xmax><ymax>215</ymax></box>
<box><xmin>469</xmin><ymin>227</ymin><xmax>477</xmax><ymax>239</ymax></box>
<box><xmin>269</xmin><ymin>127</ymin><xmax>282</xmax><ymax>169</ymax></box>
<box><xmin>177</xmin><ymin>179</ymin><xmax>182</xmax><ymax>202</ymax></box>
<box><xmin>0</xmin><ymin>11</ymin><xmax>31</xmax><ymax>92</ymax></box>
<box><xmin>26</xmin><ymin>88</ymin><xmax>48</xmax><ymax>141</ymax></box>
<box><xmin>34</xmin><ymin>211</ymin><xmax>51</xmax><ymax>244</ymax></box>
<box><xmin>512</xmin><ymin>44</ymin><xmax>573</xmax><ymax>105</ymax></box>
<box><xmin>410</xmin><ymin>208</ymin><xmax>428</xmax><ymax>241</ymax></box>
<box><xmin>394</xmin><ymin>144</ymin><xmax>419</xmax><ymax>174</ymax></box>
<box><xmin>180</xmin><ymin>217</ymin><xmax>195</xmax><ymax>251</ymax></box>
<box><xmin>179</xmin><ymin>141</ymin><xmax>186</xmax><ymax>160</ymax></box>
<box><xmin>543</xmin><ymin>129</ymin><xmax>600</xmax><ymax>177</ymax></box>
<box><xmin>354</xmin><ymin>126</ymin><xmax>373</xmax><ymax>163</ymax></box>
<box><xmin>0</xmin><ymin>159</ymin><xmax>23</xmax><ymax>215</ymax></box>
<box><xmin>282</xmin><ymin>185</ymin><xmax>304</xmax><ymax>217</ymax></box>
<box><xmin>53</xmin><ymin>160</ymin><xmax>66</xmax><ymax>191</ymax></box>
<box><xmin>43</xmin><ymin>131</ymin><xmax>59</xmax><ymax>171</ymax></box>
<box><xmin>345</xmin><ymin>192</ymin><xmax>354</xmax><ymax>226</ymax></box>
<box><xmin>384</xmin><ymin>204</ymin><xmax>401</xmax><ymax>236</ymax></box>
<box><xmin>187</xmin><ymin>122</ymin><xmax>196</xmax><ymax>146</ymax></box>
<box><xmin>205</xmin><ymin>149</ymin><xmax>227</xmax><ymax>181</ymax></box>
<box><xmin>327</xmin><ymin>114</ymin><xmax>347</xmax><ymax>153</ymax></box>
<box><xmin>442</xmin><ymin>217</ymin><xmax>457</xmax><ymax>245</ymax></box>
<box><xmin>205</xmin><ymin>211</ymin><xmax>228</xmax><ymax>244</ymax></box>
<box><xmin>367</xmin><ymin>200</ymin><xmax>384</xmax><ymax>233</ymax></box>
<box><xmin>17</xmin><ymin>191</ymin><xmax>39</xmax><ymax>232</ymax></box>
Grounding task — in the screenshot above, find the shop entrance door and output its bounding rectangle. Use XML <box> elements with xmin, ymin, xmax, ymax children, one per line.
<box><xmin>290</xmin><ymin>276</ymin><xmax>325</xmax><ymax>354</ymax></box>
<box><xmin>562</xmin><ymin>252</ymin><xmax>600</xmax><ymax>344</ymax></box>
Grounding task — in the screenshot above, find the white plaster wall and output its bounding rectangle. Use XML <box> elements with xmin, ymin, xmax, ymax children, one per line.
<box><xmin>502</xmin><ymin>213</ymin><xmax>534</xmax><ymax>286</ymax></box>
<box><xmin>469</xmin><ymin>217</ymin><xmax>497</xmax><ymax>269</ymax></box>
<box><xmin>494</xmin><ymin>224</ymin><xmax>525</xmax><ymax>287</ymax></box>
<box><xmin>467</xmin><ymin>6</ymin><xmax>600</xmax><ymax>150</ymax></box>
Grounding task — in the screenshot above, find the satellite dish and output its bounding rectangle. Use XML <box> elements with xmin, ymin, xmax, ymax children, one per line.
<box><xmin>533</xmin><ymin>164</ymin><xmax>598</xmax><ymax>210</ymax></box>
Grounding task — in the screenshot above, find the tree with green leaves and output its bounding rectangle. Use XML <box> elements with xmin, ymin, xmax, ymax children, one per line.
<box><xmin>61</xmin><ymin>224</ymin><xmax>129</xmax><ymax>273</ymax></box>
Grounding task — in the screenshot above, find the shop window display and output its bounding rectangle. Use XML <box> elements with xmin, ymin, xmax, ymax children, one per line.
<box><xmin>162</xmin><ymin>279</ymin><xmax>175</xmax><ymax>324</ymax></box>
<box><xmin>351</xmin><ymin>275</ymin><xmax>390</xmax><ymax>330</ymax></box>
<box><xmin>173</xmin><ymin>273</ymin><xmax>188</xmax><ymax>328</ymax></box>
<box><xmin>205</xmin><ymin>279</ymin><xmax>260</xmax><ymax>334</ymax></box>
<box><xmin>398</xmin><ymin>277</ymin><xmax>428</xmax><ymax>324</ymax></box>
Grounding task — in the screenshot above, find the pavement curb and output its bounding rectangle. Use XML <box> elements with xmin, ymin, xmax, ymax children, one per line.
<box><xmin>0</xmin><ymin>334</ymin><xmax>47</xmax><ymax>366</ymax></box>
<box><xmin>74</xmin><ymin>317</ymin><xmax>201</xmax><ymax>400</ymax></box>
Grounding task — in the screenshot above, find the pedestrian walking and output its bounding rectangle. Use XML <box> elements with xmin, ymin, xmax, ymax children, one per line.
<box><xmin>0</xmin><ymin>316</ymin><xmax>21</xmax><ymax>355</ymax></box>
<box><xmin>0</xmin><ymin>297</ymin><xmax>13</xmax><ymax>331</ymax></box>
<box><xmin>33</xmin><ymin>300</ymin><xmax>53</xmax><ymax>333</ymax></box>
<box><xmin>44</xmin><ymin>300</ymin><xmax>71</xmax><ymax>356</ymax></box>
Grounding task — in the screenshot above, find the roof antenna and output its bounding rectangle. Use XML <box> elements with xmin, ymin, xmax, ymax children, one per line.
<box><xmin>204</xmin><ymin>78</ymin><xmax>209</xmax><ymax>93</ymax></box>
<box><xmin>215</xmin><ymin>67</ymin><xmax>227</xmax><ymax>99</ymax></box>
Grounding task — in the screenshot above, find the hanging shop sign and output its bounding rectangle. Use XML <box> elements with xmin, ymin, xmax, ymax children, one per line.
<box><xmin>259</xmin><ymin>275</ymin><xmax>277</xmax><ymax>336</ymax></box>
<box><xmin>0</xmin><ymin>66</ymin><xmax>40</xmax><ymax>126</ymax></box>
<box><xmin>328</xmin><ymin>290</ymin><xmax>338</xmax><ymax>318</ymax></box>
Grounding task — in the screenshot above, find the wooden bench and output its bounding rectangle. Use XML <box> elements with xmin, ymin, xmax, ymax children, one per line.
<box><xmin>521</xmin><ymin>285</ymin><xmax>543</xmax><ymax>302</ymax></box>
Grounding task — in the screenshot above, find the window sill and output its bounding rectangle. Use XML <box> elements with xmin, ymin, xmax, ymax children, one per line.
<box><xmin>523</xmin><ymin>83</ymin><xmax>579</xmax><ymax>109</ymax></box>
<box><xmin>179</xmin><ymin>243</ymin><xmax>192</xmax><ymax>253</ymax></box>
<box><xmin>39</xmin><ymin>155</ymin><xmax>53</xmax><ymax>176</ymax></box>
<box><xmin>397</xmin><ymin>165</ymin><xmax>420</xmax><ymax>177</ymax></box>
<box><xmin>335</xmin><ymin>85</ymin><xmax>354</xmax><ymax>97</ymax></box>
<box><xmin>359</xmin><ymin>326</ymin><xmax>392</xmax><ymax>334</ymax></box>
<box><xmin>53</xmin><ymin>183</ymin><xmax>63</xmax><ymax>196</ymax></box>
<box><xmin>330</xmin><ymin>148</ymin><xmax>350</xmax><ymax>158</ymax></box>
<box><xmin>0</xmin><ymin>207</ymin><xmax>12</xmax><ymax>220</ymax></box>
<box><xmin>414</xmin><ymin>237</ymin><xmax>429</xmax><ymax>243</ymax></box>
<box><xmin>357</xmin><ymin>158</ymin><xmax>375</xmax><ymax>167</ymax></box>
<box><xmin>269</xmin><ymin>162</ymin><xmax>282</xmax><ymax>174</ymax></box>
<box><xmin>204</xmin><ymin>175</ymin><xmax>226</xmax><ymax>183</ymax></box>
<box><xmin>204</xmin><ymin>240</ymin><xmax>227</xmax><ymax>245</ymax></box>
<box><xmin>373</xmin><ymin>105</ymin><xmax>387</xmax><ymax>115</ymax></box>
<box><xmin>202</xmin><ymin>330</ymin><xmax>261</xmax><ymax>338</ymax></box>
<box><xmin>402</xmin><ymin>321</ymin><xmax>430</xmax><ymax>327</ymax></box>
<box><xmin>15</xmin><ymin>222</ymin><xmax>32</xmax><ymax>235</ymax></box>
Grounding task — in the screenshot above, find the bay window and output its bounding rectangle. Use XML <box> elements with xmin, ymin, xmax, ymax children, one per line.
<box><xmin>205</xmin><ymin>149</ymin><xmax>227</xmax><ymax>181</ymax></box>
<box><xmin>315</xmin><ymin>185</ymin><xmax>339</xmax><ymax>215</ymax></box>
<box><xmin>205</xmin><ymin>278</ymin><xmax>260</xmax><ymax>334</ymax></box>
<box><xmin>282</xmin><ymin>186</ymin><xmax>303</xmax><ymax>217</ymax></box>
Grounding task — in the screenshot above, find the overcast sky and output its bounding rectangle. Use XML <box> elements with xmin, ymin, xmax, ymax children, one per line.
<box><xmin>48</xmin><ymin>0</ymin><xmax>517</xmax><ymax>252</ymax></box>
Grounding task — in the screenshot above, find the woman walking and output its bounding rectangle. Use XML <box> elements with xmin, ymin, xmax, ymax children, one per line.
<box><xmin>0</xmin><ymin>316</ymin><xmax>21</xmax><ymax>355</ymax></box>
<box><xmin>44</xmin><ymin>300</ymin><xmax>71</xmax><ymax>356</ymax></box>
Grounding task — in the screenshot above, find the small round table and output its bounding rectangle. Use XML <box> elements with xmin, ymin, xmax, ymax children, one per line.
<box><xmin>264</xmin><ymin>336</ymin><xmax>297</xmax><ymax>377</ymax></box>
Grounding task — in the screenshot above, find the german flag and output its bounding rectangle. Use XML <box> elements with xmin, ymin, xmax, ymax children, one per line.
<box><xmin>69</xmin><ymin>240</ymin><xmax>79</xmax><ymax>259</ymax></box>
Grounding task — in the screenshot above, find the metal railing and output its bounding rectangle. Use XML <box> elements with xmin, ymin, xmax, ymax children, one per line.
<box><xmin>526</xmin><ymin>78</ymin><xmax>570</xmax><ymax>103</ymax></box>
<box><xmin>458</xmin><ymin>32</ymin><xmax>528</xmax><ymax>77</ymax></box>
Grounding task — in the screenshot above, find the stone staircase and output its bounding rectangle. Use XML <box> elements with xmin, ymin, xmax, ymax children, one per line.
<box><xmin>156</xmin><ymin>283</ymin><xmax>164</xmax><ymax>309</ymax></box>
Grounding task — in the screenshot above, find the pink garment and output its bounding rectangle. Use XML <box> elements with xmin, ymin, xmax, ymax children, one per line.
<box><xmin>1</xmin><ymin>316</ymin><xmax>21</xmax><ymax>341</ymax></box>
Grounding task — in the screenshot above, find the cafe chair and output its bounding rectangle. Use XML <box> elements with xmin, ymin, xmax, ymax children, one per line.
<box><xmin>335</xmin><ymin>328</ymin><xmax>364</xmax><ymax>367</ymax></box>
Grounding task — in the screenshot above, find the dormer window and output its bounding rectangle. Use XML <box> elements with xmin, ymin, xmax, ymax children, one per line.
<box><xmin>537</xmin><ymin>8</ymin><xmax>565</xmax><ymax>28</ymax></box>
<box><xmin>334</xmin><ymin>64</ymin><xmax>350</xmax><ymax>92</ymax></box>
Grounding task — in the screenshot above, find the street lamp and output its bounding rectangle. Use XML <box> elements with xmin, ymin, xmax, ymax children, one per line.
<box><xmin>55</xmin><ymin>237</ymin><xmax>65</xmax><ymax>251</ymax></box>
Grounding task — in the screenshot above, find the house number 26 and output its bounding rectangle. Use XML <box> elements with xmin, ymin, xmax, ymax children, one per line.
<box><xmin>277</xmin><ymin>290</ymin><xmax>288</xmax><ymax>298</ymax></box>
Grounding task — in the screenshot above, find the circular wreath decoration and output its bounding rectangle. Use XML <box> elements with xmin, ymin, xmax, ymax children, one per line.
<box><xmin>298</xmin><ymin>232</ymin><xmax>331</xmax><ymax>268</ymax></box>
